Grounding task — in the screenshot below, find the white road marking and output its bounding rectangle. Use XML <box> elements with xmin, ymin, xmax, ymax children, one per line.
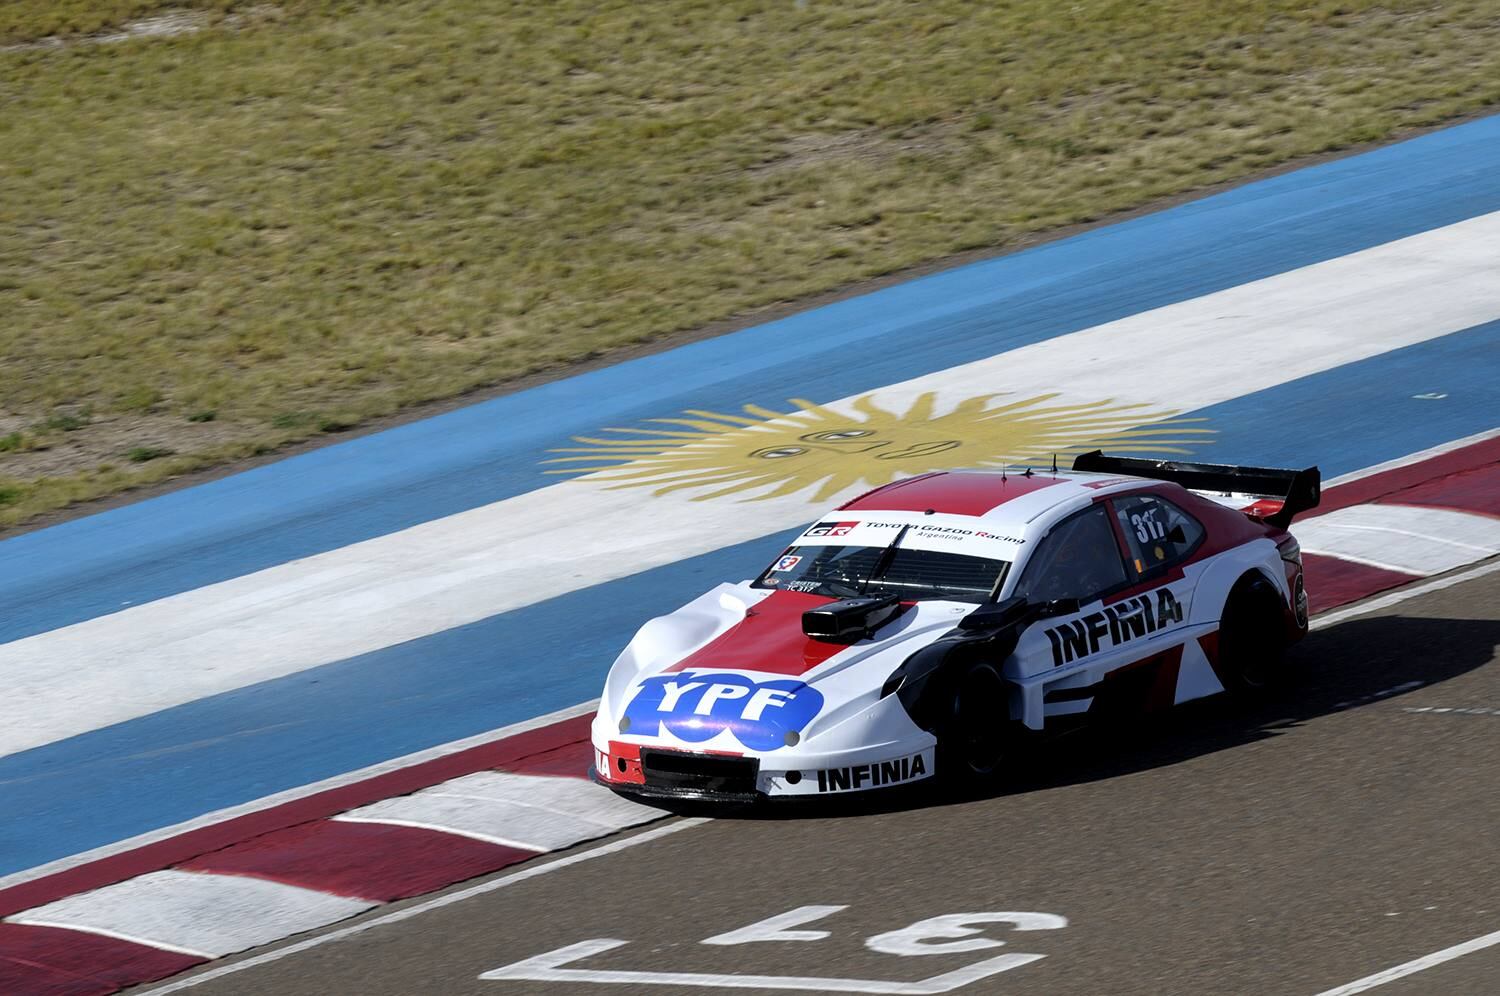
<box><xmin>7</xmin><ymin>919</ymin><xmax>215</xmax><ymax>961</ymax></box>
<box><xmin>1311</xmin><ymin>557</ymin><xmax>1500</xmax><ymax>631</ymax></box>
<box><xmin>479</xmin><ymin>938</ymin><xmax>1047</xmax><ymax>993</ymax></box>
<box><xmin>134</xmin><ymin>818</ymin><xmax>708</xmax><ymax>994</ymax></box>
<box><xmin>865</xmin><ymin>912</ymin><xmax>1067</xmax><ymax>957</ymax></box>
<box><xmin>326</xmin><ymin>816</ymin><xmax>550</xmax><ymax>853</ymax></box>
<box><xmin>1332</xmin><ymin>680</ymin><xmax>1425</xmax><ymax>711</ymax></box>
<box><xmin>701</xmin><ymin>906</ymin><xmax>849</xmax><ymax>946</ymax></box>
<box><xmin>7</xmin><ymin>211</ymin><xmax>1500</xmax><ymax>758</ymax></box>
<box><xmin>4</xmin><ymin>869</ymin><xmax>374</xmax><ymax>959</ymax></box>
<box><xmin>1403</xmin><ymin>705</ymin><xmax>1500</xmax><ymax>716</ymax></box>
<box><xmin>1304</xmin><ymin>549</ymin><xmax>1429</xmax><ymax>577</ymax></box>
<box><xmin>333</xmin><ymin>771</ymin><xmax>658</xmax><ymax>852</ymax></box>
<box><xmin>1296</xmin><ymin>505</ymin><xmax>1500</xmax><ymax>576</ymax></box>
<box><xmin>0</xmin><ymin>699</ymin><xmax>598</xmax><ymax>895</ymax></box>
<box><xmin>1313</xmin><ymin>926</ymin><xmax>1500</xmax><ymax>995</ymax></box>
<box><xmin>1321</xmin><ymin>427</ymin><xmax>1500</xmax><ymax>489</ymax></box>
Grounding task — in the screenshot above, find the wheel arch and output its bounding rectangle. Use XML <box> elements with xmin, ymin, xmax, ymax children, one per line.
<box><xmin>1188</xmin><ymin>540</ymin><xmax>1288</xmax><ymax>627</ymax></box>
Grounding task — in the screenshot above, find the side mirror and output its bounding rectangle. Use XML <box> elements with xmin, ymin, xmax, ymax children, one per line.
<box><xmin>1165</xmin><ymin>524</ymin><xmax>1187</xmax><ymax>544</ymax></box>
<box><xmin>1035</xmin><ymin>597</ymin><xmax>1082</xmax><ymax>618</ymax></box>
<box><xmin>957</xmin><ymin>596</ymin><xmax>1029</xmax><ymax>631</ymax></box>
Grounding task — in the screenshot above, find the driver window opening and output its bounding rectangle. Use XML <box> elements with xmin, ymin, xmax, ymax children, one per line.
<box><xmin>1012</xmin><ymin>505</ymin><xmax>1127</xmax><ymax>604</ymax></box>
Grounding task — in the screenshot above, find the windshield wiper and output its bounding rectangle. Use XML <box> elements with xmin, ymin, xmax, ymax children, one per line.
<box><xmin>860</xmin><ymin>524</ymin><xmax>910</xmax><ymax>595</ymax></box>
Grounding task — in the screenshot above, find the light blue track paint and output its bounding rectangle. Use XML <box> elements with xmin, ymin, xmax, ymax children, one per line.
<box><xmin>3</xmin><ymin>114</ymin><xmax>1500</xmax><ymax>643</ymax></box>
<box><xmin>4</xmin><ymin>319</ymin><xmax>1498</xmax><ymax>874</ymax></box>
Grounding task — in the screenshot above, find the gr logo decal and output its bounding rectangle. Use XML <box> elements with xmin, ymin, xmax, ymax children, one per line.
<box><xmin>804</xmin><ymin>521</ymin><xmax>858</xmax><ymax>537</ymax></box>
<box><xmin>621</xmin><ymin>672</ymin><xmax>823</xmax><ymax>751</ymax></box>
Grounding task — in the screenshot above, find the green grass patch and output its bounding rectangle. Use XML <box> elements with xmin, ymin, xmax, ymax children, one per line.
<box><xmin>126</xmin><ymin>446</ymin><xmax>176</xmax><ymax>462</ymax></box>
<box><xmin>2</xmin><ymin>0</ymin><xmax>1499</xmax><ymax>529</ymax></box>
<box><xmin>39</xmin><ymin>408</ymin><xmax>91</xmax><ymax>433</ymax></box>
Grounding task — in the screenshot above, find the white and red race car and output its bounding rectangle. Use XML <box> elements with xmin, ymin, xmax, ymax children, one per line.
<box><xmin>591</xmin><ymin>452</ymin><xmax>1319</xmax><ymax>803</ymax></box>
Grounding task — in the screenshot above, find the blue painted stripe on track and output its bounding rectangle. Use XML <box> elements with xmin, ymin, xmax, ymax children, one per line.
<box><xmin>0</xmin><ymin>528</ymin><xmax>801</xmax><ymax>875</ymax></box>
<box><xmin>1193</xmin><ymin>318</ymin><xmax>1500</xmax><ymax>469</ymax></box>
<box><xmin>4</xmin><ymin>321</ymin><xmax>1497</xmax><ymax>876</ymax></box>
<box><xmin>3</xmin><ymin>115</ymin><xmax>1500</xmax><ymax>643</ymax></box>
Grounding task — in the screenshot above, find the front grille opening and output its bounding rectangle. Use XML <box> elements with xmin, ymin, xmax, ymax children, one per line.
<box><xmin>640</xmin><ymin>749</ymin><xmax>759</xmax><ymax>795</ymax></box>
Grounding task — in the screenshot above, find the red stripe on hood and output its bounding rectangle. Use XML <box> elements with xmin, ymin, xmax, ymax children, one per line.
<box><xmin>666</xmin><ymin>589</ymin><xmax>859</xmax><ymax>676</ymax></box>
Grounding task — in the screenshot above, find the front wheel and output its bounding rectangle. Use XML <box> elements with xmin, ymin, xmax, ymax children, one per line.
<box><xmin>936</xmin><ymin>662</ymin><xmax>1017</xmax><ymax>790</ymax></box>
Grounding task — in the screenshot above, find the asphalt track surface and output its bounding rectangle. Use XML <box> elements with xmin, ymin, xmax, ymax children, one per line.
<box><xmin>153</xmin><ymin>562</ymin><xmax>1500</xmax><ymax>996</ymax></box>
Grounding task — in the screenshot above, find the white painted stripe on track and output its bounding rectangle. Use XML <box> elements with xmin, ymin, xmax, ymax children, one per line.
<box><xmin>3</xmin><ymin>918</ymin><xmax>217</xmax><ymax>961</ymax></box>
<box><xmin>479</xmin><ymin>937</ymin><xmax>1048</xmax><ymax>992</ymax></box>
<box><xmin>1311</xmin><ymin>556</ymin><xmax>1500</xmax><ymax>630</ymax></box>
<box><xmin>1322</xmin><ymin>426</ymin><xmax>1500</xmax><ymax>489</ymax></box>
<box><xmin>335</xmin><ymin>771</ymin><xmax>658</xmax><ymax>851</ymax></box>
<box><xmin>1312</xmin><ymin>926</ymin><xmax>1500</xmax><ymax>995</ymax></box>
<box><xmin>0</xmin><ymin>699</ymin><xmax>597</xmax><ymax>894</ymax></box>
<box><xmin>328</xmin><ymin>816</ymin><xmax>552</xmax><ymax>852</ymax></box>
<box><xmin>461</xmin><ymin>769</ymin><xmax>664</xmax><ymax>826</ymax></box>
<box><xmin>6</xmin><ymin>211</ymin><xmax>1500</xmax><ymax>758</ymax></box>
<box><xmin>1304</xmin><ymin>549</ymin><xmax>1430</xmax><ymax>577</ymax></box>
<box><xmin>134</xmin><ymin>818</ymin><xmax>708</xmax><ymax>995</ymax></box>
<box><xmin>1296</xmin><ymin>505</ymin><xmax>1500</xmax><ymax>575</ymax></box>
<box><xmin>4</xmin><ymin>869</ymin><xmax>374</xmax><ymax>959</ymax></box>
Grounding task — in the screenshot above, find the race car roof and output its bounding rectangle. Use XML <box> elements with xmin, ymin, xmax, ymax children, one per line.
<box><xmin>841</xmin><ymin>469</ymin><xmax>1071</xmax><ymax>517</ymax></box>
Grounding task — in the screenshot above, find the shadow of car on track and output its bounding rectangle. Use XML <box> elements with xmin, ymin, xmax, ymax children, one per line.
<box><xmin>660</xmin><ymin>613</ymin><xmax>1500</xmax><ymax>821</ymax></box>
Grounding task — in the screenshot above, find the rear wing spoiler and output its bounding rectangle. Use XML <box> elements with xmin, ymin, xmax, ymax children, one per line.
<box><xmin>1071</xmin><ymin>451</ymin><xmax>1320</xmax><ymax>530</ymax></box>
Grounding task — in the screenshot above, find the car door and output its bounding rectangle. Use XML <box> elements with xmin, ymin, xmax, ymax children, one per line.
<box><xmin>1106</xmin><ymin>490</ymin><xmax>1204</xmax><ymax>635</ymax></box>
<box><xmin>1090</xmin><ymin>490</ymin><xmax>1213</xmax><ymax>706</ymax></box>
<box><xmin>1006</xmin><ymin>504</ymin><xmax>1136</xmax><ymax>719</ymax></box>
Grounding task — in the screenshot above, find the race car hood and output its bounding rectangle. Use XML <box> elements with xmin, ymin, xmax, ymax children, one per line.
<box><xmin>600</xmin><ymin>583</ymin><xmax>972</xmax><ymax>755</ymax></box>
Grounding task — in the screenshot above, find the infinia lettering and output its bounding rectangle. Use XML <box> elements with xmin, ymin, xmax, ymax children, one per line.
<box><xmin>816</xmin><ymin>752</ymin><xmax>928</xmax><ymax>792</ymax></box>
<box><xmin>1046</xmin><ymin>588</ymin><xmax>1184</xmax><ymax>667</ymax></box>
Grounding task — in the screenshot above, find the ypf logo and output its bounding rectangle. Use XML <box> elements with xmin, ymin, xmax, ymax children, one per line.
<box><xmin>621</xmin><ymin>672</ymin><xmax>823</xmax><ymax>751</ymax></box>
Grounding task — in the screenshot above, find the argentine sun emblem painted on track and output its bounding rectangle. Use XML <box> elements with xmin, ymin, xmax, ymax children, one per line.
<box><xmin>544</xmin><ymin>391</ymin><xmax>1214</xmax><ymax>503</ymax></box>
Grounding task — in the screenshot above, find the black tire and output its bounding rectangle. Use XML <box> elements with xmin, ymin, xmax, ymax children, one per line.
<box><xmin>936</xmin><ymin>662</ymin><xmax>1016</xmax><ymax>790</ymax></box>
<box><xmin>1217</xmin><ymin>575</ymin><xmax>1289</xmax><ymax>695</ymax></box>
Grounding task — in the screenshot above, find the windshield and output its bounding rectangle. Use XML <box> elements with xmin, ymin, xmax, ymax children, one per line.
<box><xmin>753</xmin><ymin>544</ymin><xmax>1009</xmax><ymax>604</ymax></box>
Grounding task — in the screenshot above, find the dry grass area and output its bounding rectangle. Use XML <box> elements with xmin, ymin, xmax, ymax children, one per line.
<box><xmin>0</xmin><ymin>1</ymin><xmax>253</xmax><ymax>47</ymax></box>
<box><xmin>2</xmin><ymin>0</ymin><xmax>1499</xmax><ymax>527</ymax></box>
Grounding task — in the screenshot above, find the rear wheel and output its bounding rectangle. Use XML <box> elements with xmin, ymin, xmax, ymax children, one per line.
<box><xmin>1218</xmin><ymin>576</ymin><xmax>1289</xmax><ymax>695</ymax></box>
<box><xmin>937</xmin><ymin>662</ymin><xmax>1015</xmax><ymax>790</ymax></box>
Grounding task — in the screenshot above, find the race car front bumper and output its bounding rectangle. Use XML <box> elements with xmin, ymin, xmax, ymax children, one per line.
<box><xmin>592</xmin><ymin>738</ymin><xmax>936</xmax><ymax>802</ymax></box>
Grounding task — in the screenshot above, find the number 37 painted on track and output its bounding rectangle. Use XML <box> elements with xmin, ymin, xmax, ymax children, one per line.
<box><xmin>482</xmin><ymin>904</ymin><xmax>1068</xmax><ymax>993</ymax></box>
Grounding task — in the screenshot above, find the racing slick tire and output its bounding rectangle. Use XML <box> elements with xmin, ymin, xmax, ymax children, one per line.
<box><xmin>935</xmin><ymin>661</ymin><xmax>1019</xmax><ymax>792</ymax></box>
<box><xmin>1217</xmin><ymin>574</ymin><xmax>1290</xmax><ymax>696</ymax></box>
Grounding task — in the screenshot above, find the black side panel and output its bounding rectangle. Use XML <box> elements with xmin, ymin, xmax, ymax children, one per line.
<box><xmin>890</xmin><ymin>614</ymin><xmax>1027</xmax><ymax>731</ymax></box>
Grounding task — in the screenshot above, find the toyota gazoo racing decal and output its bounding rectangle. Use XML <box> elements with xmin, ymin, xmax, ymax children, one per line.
<box><xmin>620</xmin><ymin>672</ymin><xmax>823</xmax><ymax>751</ymax></box>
